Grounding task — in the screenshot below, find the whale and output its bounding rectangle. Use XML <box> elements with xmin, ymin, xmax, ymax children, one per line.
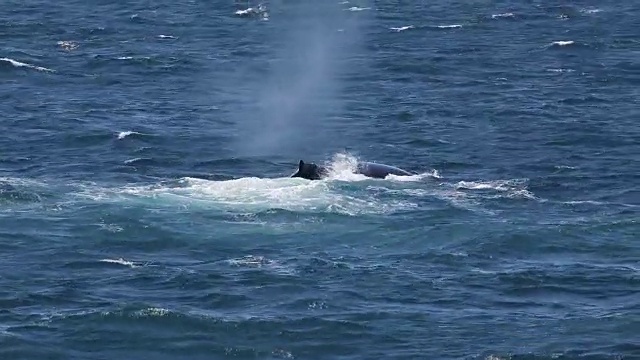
<box><xmin>291</xmin><ymin>160</ymin><xmax>414</xmax><ymax>180</ymax></box>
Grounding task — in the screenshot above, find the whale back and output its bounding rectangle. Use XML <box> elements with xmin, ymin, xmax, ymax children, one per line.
<box><xmin>291</xmin><ymin>160</ymin><xmax>327</xmax><ymax>180</ymax></box>
<box><xmin>292</xmin><ymin>160</ymin><xmax>412</xmax><ymax>180</ymax></box>
<box><xmin>356</xmin><ymin>162</ymin><xmax>414</xmax><ymax>178</ymax></box>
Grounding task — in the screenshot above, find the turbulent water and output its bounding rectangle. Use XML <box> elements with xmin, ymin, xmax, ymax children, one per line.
<box><xmin>1</xmin><ymin>0</ymin><xmax>638</xmax><ymax>359</ymax></box>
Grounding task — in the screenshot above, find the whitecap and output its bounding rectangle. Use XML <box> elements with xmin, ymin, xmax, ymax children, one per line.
<box><xmin>123</xmin><ymin>157</ymin><xmax>146</xmax><ymax>164</ymax></box>
<box><xmin>581</xmin><ymin>8</ymin><xmax>602</xmax><ymax>14</ymax></box>
<box><xmin>132</xmin><ymin>308</ymin><xmax>170</xmax><ymax>317</ymax></box>
<box><xmin>551</xmin><ymin>40</ymin><xmax>574</xmax><ymax>46</ymax></box>
<box><xmin>547</xmin><ymin>68</ymin><xmax>575</xmax><ymax>73</ymax></box>
<box><xmin>563</xmin><ymin>200</ymin><xmax>605</xmax><ymax>206</ymax></box>
<box><xmin>455</xmin><ymin>179</ymin><xmax>527</xmax><ymax>191</ymax></box>
<box><xmin>157</xmin><ymin>35</ymin><xmax>177</xmax><ymax>39</ymax></box>
<box><xmin>226</xmin><ymin>255</ymin><xmax>296</xmax><ymax>275</ymax></box>
<box><xmin>0</xmin><ymin>57</ymin><xmax>55</xmax><ymax>72</ymax></box>
<box><xmin>491</xmin><ymin>13</ymin><xmax>514</xmax><ymax>19</ymax></box>
<box><xmin>117</xmin><ymin>131</ymin><xmax>140</xmax><ymax>139</ymax></box>
<box><xmin>57</xmin><ymin>40</ymin><xmax>79</xmax><ymax>51</ymax></box>
<box><xmin>345</xmin><ymin>6</ymin><xmax>370</xmax><ymax>11</ymax></box>
<box><xmin>98</xmin><ymin>222</ymin><xmax>124</xmax><ymax>233</ymax></box>
<box><xmin>437</xmin><ymin>24</ymin><xmax>462</xmax><ymax>29</ymax></box>
<box><xmin>390</xmin><ymin>25</ymin><xmax>414</xmax><ymax>32</ymax></box>
<box><xmin>235</xmin><ymin>8</ymin><xmax>255</xmax><ymax>16</ymax></box>
<box><xmin>116</xmin><ymin>56</ymin><xmax>151</xmax><ymax>60</ymax></box>
<box><xmin>454</xmin><ymin>179</ymin><xmax>535</xmax><ymax>200</ymax></box>
<box><xmin>99</xmin><ymin>258</ymin><xmax>139</xmax><ymax>268</ymax></box>
<box><xmin>235</xmin><ymin>3</ymin><xmax>268</xmax><ymax>18</ymax></box>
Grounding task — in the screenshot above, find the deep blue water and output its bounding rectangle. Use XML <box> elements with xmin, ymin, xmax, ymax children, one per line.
<box><xmin>1</xmin><ymin>0</ymin><xmax>639</xmax><ymax>359</ymax></box>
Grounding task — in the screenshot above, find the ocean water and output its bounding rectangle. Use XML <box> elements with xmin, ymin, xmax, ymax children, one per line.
<box><xmin>1</xmin><ymin>0</ymin><xmax>638</xmax><ymax>359</ymax></box>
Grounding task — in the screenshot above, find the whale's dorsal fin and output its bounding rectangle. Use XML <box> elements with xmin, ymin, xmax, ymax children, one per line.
<box><xmin>298</xmin><ymin>160</ymin><xmax>304</xmax><ymax>170</ymax></box>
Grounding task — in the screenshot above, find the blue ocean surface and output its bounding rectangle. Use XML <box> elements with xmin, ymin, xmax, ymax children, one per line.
<box><xmin>1</xmin><ymin>0</ymin><xmax>638</xmax><ymax>359</ymax></box>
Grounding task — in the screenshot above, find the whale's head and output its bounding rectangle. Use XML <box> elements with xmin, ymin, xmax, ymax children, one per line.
<box><xmin>291</xmin><ymin>160</ymin><xmax>327</xmax><ymax>180</ymax></box>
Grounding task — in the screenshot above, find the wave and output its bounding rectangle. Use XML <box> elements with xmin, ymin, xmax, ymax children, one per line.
<box><xmin>0</xmin><ymin>57</ymin><xmax>55</xmax><ymax>72</ymax></box>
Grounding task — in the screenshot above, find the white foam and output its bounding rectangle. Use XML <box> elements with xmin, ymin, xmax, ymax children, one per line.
<box><xmin>115</xmin><ymin>176</ymin><xmax>353</xmax><ymax>215</ymax></box>
<box><xmin>345</xmin><ymin>6</ymin><xmax>370</xmax><ymax>11</ymax></box>
<box><xmin>454</xmin><ymin>179</ymin><xmax>535</xmax><ymax>200</ymax></box>
<box><xmin>0</xmin><ymin>57</ymin><xmax>55</xmax><ymax>72</ymax></box>
<box><xmin>455</xmin><ymin>179</ymin><xmax>526</xmax><ymax>191</ymax></box>
<box><xmin>73</xmin><ymin>153</ymin><xmax>441</xmax><ymax>215</ymax></box>
<box><xmin>386</xmin><ymin>170</ymin><xmax>440</xmax><ymax>182</ymax></box>
<box><xmin>157</xmin><ymin>35</ymin><xmax>177</xmax><ymax>39</ymax></box>
<box><xmin>57</xmin><ymin>40</ymin><xmax>79</xmax><ymax>51</ymax></box>
<box><xmin>581</xmin><ymin>8</ymin><xmax>602</xmax><ymax>14</ymax></box>
<box><xmin>123</xmin><ymin>157</ymin><xmax>146</xmax><ymax>164</ymax></box>
<box><xmin>547</xmin><ymin>68</ymin><xmax>575</xmax><ymax>73</ymax></box>
<box><xmin>0</xmin><ymin>176</ymin><xmax>47</xmax><ymax>187</ymax></box>
<box><xmin>132</xmin><ymin>307</ymin><xmax>170</xmax><ymax>317</ymax></box>
<box><xmin>390</xmin><ymin>25</ymin><xmax>414</xmax><ymax>32</ymax></box>
<box><xmin>98</xmin><ymin>222</ymin><xmax>124</xmax><ymax>233</ymax></box>
<box><xmin>551</xmin><ymin>40</ymin><xmax>574</xmax><ymax>46</ymax></box>
<box><xmin>563</xmin><ymin>200</ymin><xmax>604</xmax><ymax>206</ymax></box>
<box><xmin>99</xmin><ymin>258</ymin><xmax>139</xmax><ymax>268</ymax></box>
<box><xmin>226</xmin><ymin>255</ymin><xmax>296</xmax><ymax>275</ymax></box>
<box><xmin>235</xmin><ymin>3</ymin><xmax>268</xmax><ymax>18</ymax></box>
<box><xmin>235</xmin><ymin>8</ymin><xmax>255</xmax><ymax>15</ymax></box>
<box><xmin>491</xmin><ymin>13</ymin><xmax>514</xmax><ymax>19</ymax></box>
<box><xmin>437</xmin><ymin>24</ymin><xmax>462</xmax><ymax>29</ymax></box>
<box><xmin>116</xmin><ymin>56</ymin><xmax>151</xmax><ymax>60</ymax></box>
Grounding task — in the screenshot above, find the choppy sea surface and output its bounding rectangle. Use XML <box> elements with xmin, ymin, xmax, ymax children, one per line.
<box><xmin>1</xmin><ymin>0</ymin><xmax>638</xmax><ymax>359</ymax></box>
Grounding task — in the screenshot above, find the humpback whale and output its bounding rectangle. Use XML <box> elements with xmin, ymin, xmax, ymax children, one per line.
<box><xmin>291</xmin><ymin>160</ymin><xmax>414</xmax><ymax>180</ymax></box>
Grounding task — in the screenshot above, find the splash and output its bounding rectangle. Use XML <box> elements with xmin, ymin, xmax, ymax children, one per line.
<box><xmin>73</xmin><ymin>154</ymin><xmax>427</xmax><ymax>216</ymax></box>
<box><xmin>323</xmin><ymin>153</ymin><xmax>438</xmax><ymax>182</ymax></box>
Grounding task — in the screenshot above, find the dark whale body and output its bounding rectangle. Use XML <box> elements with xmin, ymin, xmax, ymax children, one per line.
<box><xmin>291</xmin><ymin>160</ymin><xmax>414</xmax><ymax>180</ymax></box>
